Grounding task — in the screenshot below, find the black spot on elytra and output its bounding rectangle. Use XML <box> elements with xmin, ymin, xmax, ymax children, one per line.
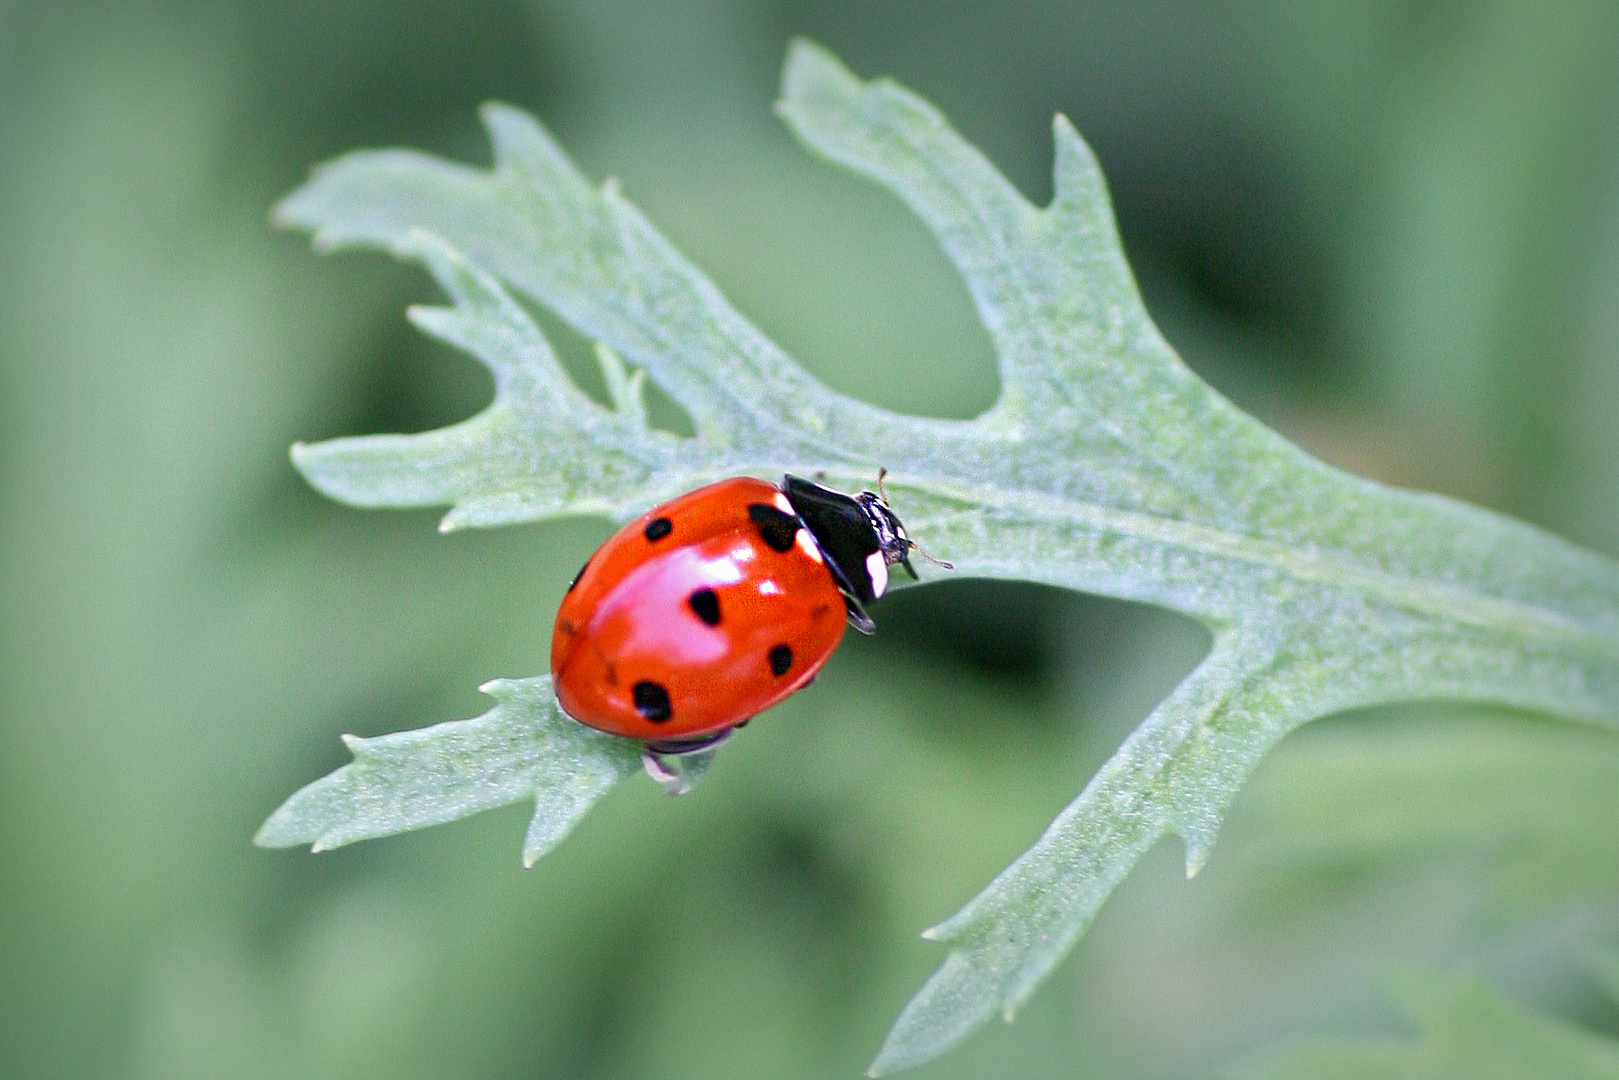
<box><xmin>632</xmin><ymin>681</ymin><xmax>671</xmax><ymax>722</ymax></box>
<box><xmin>568</xmin><ymin>558</ymin><xmax>590</xmax><ymax>592</ymax></box>
<box><xmin>769</xmin><ymin>644</ymin><xmax>793</xmax><ymax>676</ymax></box>
<box><xmin>644</xmin><ymin>517</ymin><xmax>673</xmax><ymax>542</ymax></box>
<box><xmin>687</xmin><ymin>587</ymin><xmax>721</xmax><ymax>626</ymax></box>
<box><xmin>748</xmin><ymin>503</ymin><xmax>799</xmax><ymax>552</ymax></box>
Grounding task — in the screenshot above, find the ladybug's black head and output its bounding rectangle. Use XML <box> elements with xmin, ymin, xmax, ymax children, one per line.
<box><xmin>853</xmin><ymin>489</ymin><xmax>918</xmax><ymax>587</ymax></box>
<box><xmin>780</xmin><ymin>473</ymin><xmax>903</xmax><ymax>610</ymax></box>
<box><xmin>782</xmin><ymin>473</ymin><xmax>947</xmax><ymax>635</ymax></box>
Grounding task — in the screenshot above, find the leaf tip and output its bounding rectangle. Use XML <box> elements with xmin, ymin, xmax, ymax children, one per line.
<box><xmin>1049</xmin><ymin>110</ymin><xmax>1108</xmax><ymax>213</ymax></box>
<box><xmin>477</xmin><ymin>676</ymin><xmax>517</xmax><ymax>698</ymax></box>
<box><xmin>781</xmin><ymin>36</ymin><xmax>835</xmax><ymax>81</ymax></box>
<box><xmin>437</xmin><ymin>503</ymin><xmax>487</xmax><ymax>533</ymax></box>
<box><xmin>778</xmin><ymin>36</ymin><xmax>860</xmax><ymax>112</ymax></box>
<box><xmin>476</xmin><ymin>99</ymin><xmax>522</xmax><ymax>128</ymax></box>
<box><xmin>594</xmin><ymin>342</ymin><xmax>648</xmax><ymax>425</ymax></box>
<box><xmin>919</xmin><ymin>907</ymin><xmax>968</xmax><ymax>942</ymax></box>
<box><xmin>1182</xmin><ymin>829</ymin><xmax>1216</xmax><ymax>879</ymax></box>
<box><xmin>288</xmin><ymin>441</ymin><xmax>312</xmax><ymax>468</ymax></box>
<box><xmin>269</xmin><ymin>180</ymin><xmax>324</xmax><ymax>235</ymax></box>
<box><xmin>267</xmin><ymin>198</ymin><xmax>295</xmax><ymax>231</ymax></box>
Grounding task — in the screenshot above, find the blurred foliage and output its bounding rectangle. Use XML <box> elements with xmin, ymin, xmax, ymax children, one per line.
<box><xmin>1230</xmin><ymin>973</ymin><xmax>1619</xmax><ymax>1080</ymax></box>
<box><xmin>0</xmin><ymin>2</ymin><xmax>1615</xmax><ymax>1079</ymax></box>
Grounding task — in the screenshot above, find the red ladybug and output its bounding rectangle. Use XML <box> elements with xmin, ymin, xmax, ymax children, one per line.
<box><xmin>551</xmin><ymin>474</ymin><xmax>927</xmax><ymax>755</ymax></box>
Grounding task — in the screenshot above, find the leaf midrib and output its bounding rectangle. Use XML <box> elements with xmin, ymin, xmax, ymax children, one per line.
<box><xmin>894</xmin><ymin>475</ymin><xmax>1618</xmax><ymax>658</ymax></box>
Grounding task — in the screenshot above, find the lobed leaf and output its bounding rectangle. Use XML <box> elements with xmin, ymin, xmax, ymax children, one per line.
<box><xmin>261</xmin><ymin>39</ymin><xmax>1619</xmax><ymax>1073</ymax></box>
<box><xmin>255</xmin><ymin>676</ymin><xmax>640</xmax><ymax>866</ymax></box>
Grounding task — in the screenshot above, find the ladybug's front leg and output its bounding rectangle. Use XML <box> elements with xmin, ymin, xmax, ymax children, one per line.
<box><xmin>641</xmin><ymin>727</ymin><xmax>736</xmax><ymax>795</ymax></box>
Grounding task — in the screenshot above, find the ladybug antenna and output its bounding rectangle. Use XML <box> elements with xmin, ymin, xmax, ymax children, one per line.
<box><xmin>868</xmin><ymin>469</ymin><xmax>951</xmax><ymax>574</ymax></box>
<box><xmin>907</xmin><ymin>539</ymin><xmax>954</xmax><ymax>571</ymax></box>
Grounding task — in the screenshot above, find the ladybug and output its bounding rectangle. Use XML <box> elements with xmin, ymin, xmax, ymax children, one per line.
<box><xmin>551</xmin><ymin>474</ymin><xmax>937</xmax><ymax>766</ymax></box>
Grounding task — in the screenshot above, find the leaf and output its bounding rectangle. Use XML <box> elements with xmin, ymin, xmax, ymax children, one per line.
<box><xmin>261</xmin><ymin>39</ymin><xmax>1619</xmax><ymax>1073</ymax></box>
<box><xmin>1228</xmin><ymin>972</ymin><xmax>1619</xmax><ymax>1080</ymax></box>
<box><xmin>254</xmin><ymin>677</ymin><xmax>641</xmax><ymax>867</ymax></box>
<box><xmin>1224</xmin><ymin>710</ymin><xmax>1619</xmax><ymax>917</ymax></box>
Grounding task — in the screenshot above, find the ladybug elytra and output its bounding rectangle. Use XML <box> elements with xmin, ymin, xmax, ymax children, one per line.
<box><xmin>551</xmin><ymin>474</ymin><xmax>934</xmax><ymax>776</ymax></box>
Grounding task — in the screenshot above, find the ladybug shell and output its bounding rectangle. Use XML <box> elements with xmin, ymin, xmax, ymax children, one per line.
<box><xmin>551</xmin><ymin>477</ymin><xmax>847</xmax><ymax>741</ymax></box>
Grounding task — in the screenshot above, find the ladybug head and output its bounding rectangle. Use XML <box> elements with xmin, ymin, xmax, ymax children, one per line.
<box><xmin>853</xmin><ymin>489</ymin><xmax>919</xmax><ymax>583</ymax></box>
<box><xmin>782</xmin><ymin>472</ymin><xmax>946</xmax><ymax>619</ymax></box>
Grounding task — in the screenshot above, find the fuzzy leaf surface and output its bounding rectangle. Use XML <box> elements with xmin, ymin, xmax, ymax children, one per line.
<box><xmin>255</xmin><ymin>676</ymin><xmax>640</xmax><ymax>866</ymax></box>
<box><xmin>262</xmin><ymin>40</ymin><xmax>1619</xmax><ymax>1073</ymax></box>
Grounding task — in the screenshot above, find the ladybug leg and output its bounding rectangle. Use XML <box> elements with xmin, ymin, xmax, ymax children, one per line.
<box><xmin>844</xmin><ymin>596</ymin><xmax>876</xmax><ymax>634</ymax></box>
<box><xmin>642</xmin><ymin>728</ymin><xmax>735</xmax><ymax>796</ymax></box>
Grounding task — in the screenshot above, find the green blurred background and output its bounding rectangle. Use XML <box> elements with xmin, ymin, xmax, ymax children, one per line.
<box><xmin>1</xmin><ymin>2</ymin><xmax>1616</xmax><ymax>1078</ymax></box>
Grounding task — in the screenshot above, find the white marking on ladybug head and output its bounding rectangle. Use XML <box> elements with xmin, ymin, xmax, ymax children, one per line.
<box><xmin>795</xmin><ymin>528</ymin><xmax>824</xmax><ymax>564</ymax></box>
<box><xmin>866</xmin><ymin>551</ymin><xmax>888</xmax><ymax>598</ymax></box>
<box><xmin>772</xmin><ymin>492</ymin><xmax>793</xmax><ymax>514</ymax></box>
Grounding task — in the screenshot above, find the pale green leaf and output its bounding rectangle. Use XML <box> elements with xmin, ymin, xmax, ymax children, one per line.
<box><xmin>254</xmin><ymin>676</ymin><xmax>640</xmax><ymax>867</ymax></box>
<box><xmin>1229</xmin><ymin>973</ymin><xmax>1619</xmax><ymax>1080</ymax></box>
<box><xmin>260</xmin><ymin>39</ymin><xmax>1619</xmax><ymax>1073</ymax></box>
